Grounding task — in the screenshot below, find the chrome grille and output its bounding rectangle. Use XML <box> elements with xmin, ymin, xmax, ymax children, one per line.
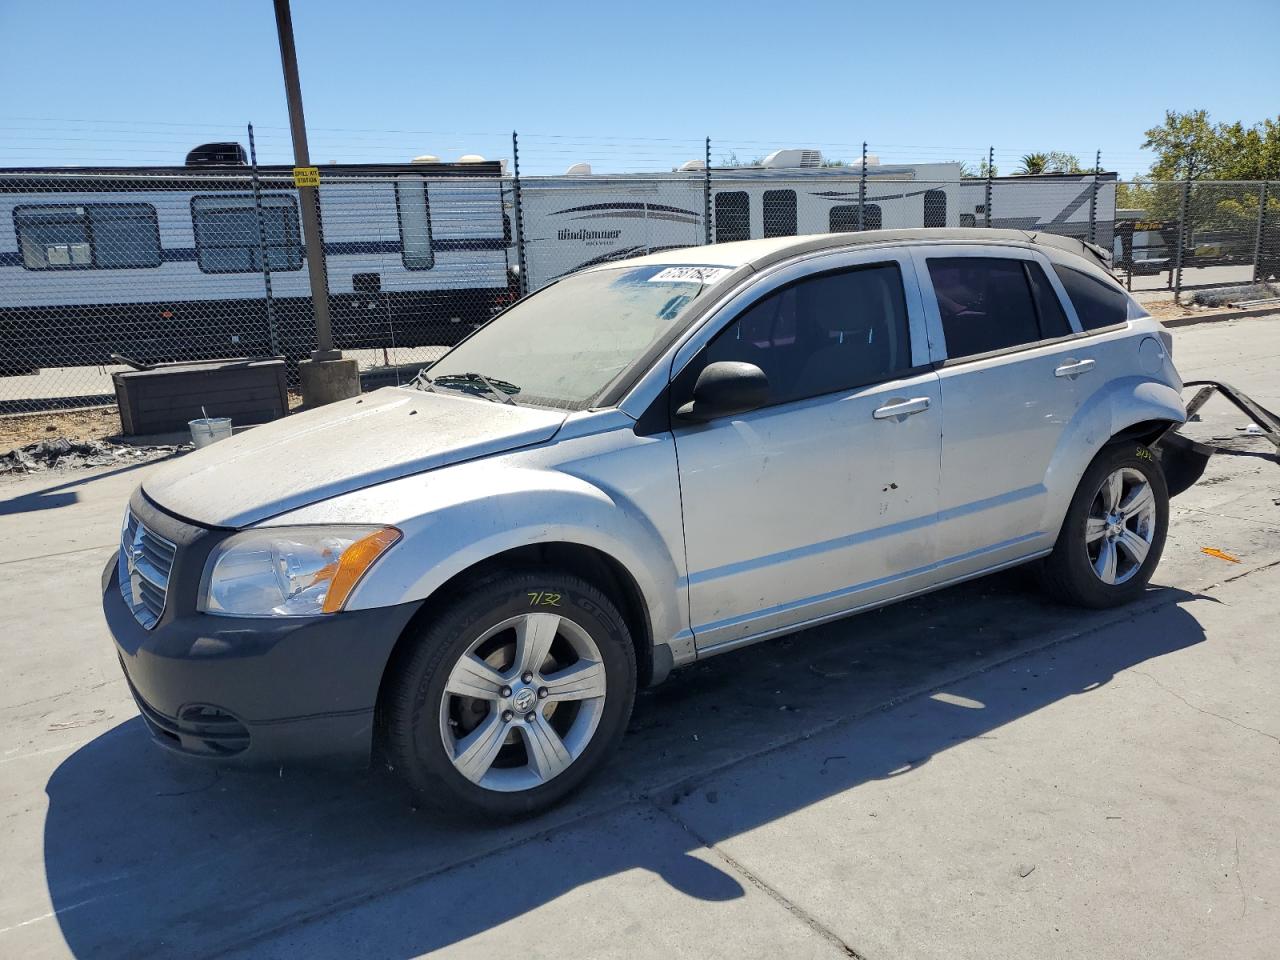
<box><xmin>118</xmin><ymin>509</ymin><xmax>176</xmax><ymax>629</ymax></box>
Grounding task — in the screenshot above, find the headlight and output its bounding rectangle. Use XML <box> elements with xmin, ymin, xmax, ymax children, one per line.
<box><xmin>199</xmin><ymin>526</ymin><xmax>401</xmax><ymax>618</ymax></box>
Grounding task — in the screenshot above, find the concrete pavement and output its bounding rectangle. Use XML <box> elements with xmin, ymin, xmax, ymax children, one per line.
<box><xmin>1</xmin><ymin>315</ymin><xmax>1278</xmax><ymax>959</ymax></box>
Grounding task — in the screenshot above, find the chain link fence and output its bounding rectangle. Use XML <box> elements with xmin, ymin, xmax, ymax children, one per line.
<box><xmin>1113</xmin><ymin>180</ymin><xmax>1280</xmax><ymax>296</ymax></box>
<box><xmin>0</xmin><ymin>168</ymin><xmax>515</xmax><ymax>415</ymax></box>
<box><xmin>3</xmin><ymin>164</ymin><xmax>1277</xmax><ymax>420</ymax></box>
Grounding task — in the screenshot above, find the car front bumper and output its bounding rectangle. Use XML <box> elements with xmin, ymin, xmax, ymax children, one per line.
<box><xmin>101</xmin><ymin>492</ymin><xmax>422</xmax><ymax>769</ymax></box>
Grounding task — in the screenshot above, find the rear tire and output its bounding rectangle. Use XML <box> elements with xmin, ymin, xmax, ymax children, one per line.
<box><xmin>1038</xmin><ymin>443</ymin><xmax>1169</xmax><ymax>608</ymax></box>
<box><xmin>383</xmin><ymin>568</ymin><xmax>636</xmax><ymax>820</ymax></box>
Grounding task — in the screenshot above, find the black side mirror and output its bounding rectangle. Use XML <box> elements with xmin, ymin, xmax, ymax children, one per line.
<box><xmin>676</xmin><ymin>361</ymin><xmax>770</xmax><ymax>423</ymax></box>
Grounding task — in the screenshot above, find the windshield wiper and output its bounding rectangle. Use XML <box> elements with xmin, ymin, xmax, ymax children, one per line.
<box><xmin>423</xmin><ymin>371</ymin><xmax>520</xmax><ymax>405</ymax></box>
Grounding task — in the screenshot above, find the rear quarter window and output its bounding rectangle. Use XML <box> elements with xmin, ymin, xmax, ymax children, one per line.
<box><xmin>1052</xmin><ymin>265</ymin><xmax>1130</xmax><ymax>330</ymax></box>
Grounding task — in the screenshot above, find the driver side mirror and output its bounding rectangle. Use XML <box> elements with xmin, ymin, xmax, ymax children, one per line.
<box><xmin>675</xmin><ymin>361</ymin><xmax>770</xmax><ymax>423</ymax></box>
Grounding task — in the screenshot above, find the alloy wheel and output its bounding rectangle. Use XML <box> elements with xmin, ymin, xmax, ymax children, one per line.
<box><xmin>1085</xmin><ymin>466</ymin><xmax>1157</xmax><ymax>585</ymax></box>
<box><xmin>438</xmin><ymin>612</ymin><xmax>607</xmax><ymax>792</ymax></box>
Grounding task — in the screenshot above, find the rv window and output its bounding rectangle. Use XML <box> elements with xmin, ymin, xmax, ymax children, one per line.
<box><xmin>828</xmin><ymin>204</ymin><xmax>882</xmax><ymax>232</ymax></box>
<box><xmin>763</xmin><ymin>190</ymin><xmax>797</xmax><ymax>238</ymax></box>
<box><xmin>1051</xmin><ymin>265</ymin><xmax>1129</xmax><ymax>330</ymax></box>
<box><xmin>191</xmin><ymin>195</ymin><xmax>302</xmax><ymax>274</ymax></box>
<box><xmin>395</xmin><ymin>177</ymin><xmax>435</xmax><ymax>270</ymax></box>
<box><xmin>714</xmin><ymin>192</ymin><xmax>750</xmax><ymax>243</ymax></box>
<box><xmin>928</xmin><ymin>257</ymin><xmax>1042</xmax><ymax>359</ymax></box>
<box><xmin>923</xmin><ymin>189</ymin><xmax>947</xmax><ymax>228</ymax></box>
<box><xmin>14</xmin><ymin>203</ymin><xmax>160</xmax><ymax>270</ymax></box>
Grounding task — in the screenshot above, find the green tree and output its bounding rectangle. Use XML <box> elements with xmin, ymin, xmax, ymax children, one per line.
<box><xmin>1018</xmin><ymin>153</ymin><xmax>1048</xmax><ymax>175</ymax></box>
<box><xmin>1142</xmin><ymin>109</ymin><xmax>1222</xmax><ymax>180</ymax></box>
<box><xmin>1020</xmin><ymin>151</ymin><xmax>1084</xmax><ymax>174</ymax></box>
<box><xmin>1135</xmin><ymin>111</ymin><xmax>1280</xmax><ymax>242</ymax></box>
<box><xmin>1213</xmin><ymin>118</ymin><xmax>1280</xmax><ymax>181</ymax></box>
<box><xmin>1044</xmin><ymin>151</ymin><xmax>1084</xmax><ymax>174</ymax></box>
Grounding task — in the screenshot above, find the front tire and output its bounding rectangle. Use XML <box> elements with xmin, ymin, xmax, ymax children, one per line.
<box><xmin>1039</xmin><ymin>443</ymin><xmax>1169</xmax><ymax>608</ymax></box>
<box><xmin>383</xmin><ymin>568</ymin><xmax>636</xmax><ymax>819</ymax></box>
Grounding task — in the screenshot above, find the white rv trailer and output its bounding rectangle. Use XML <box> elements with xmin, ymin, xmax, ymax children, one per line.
<box><xmin>511</xmin><ymin>150</ymin><xmax>1116</xmax><ymax>289</ymax></box>
<box><xmin>0</xmin><ymin>157</ymin><xmax>512</xmax><ymax>373</ymax></box>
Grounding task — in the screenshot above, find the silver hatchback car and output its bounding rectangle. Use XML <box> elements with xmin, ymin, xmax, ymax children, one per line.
<box><xmin>103</xmin><ymin>228</ymin><xmax>1187</xmax><ymax>818</ymax></box>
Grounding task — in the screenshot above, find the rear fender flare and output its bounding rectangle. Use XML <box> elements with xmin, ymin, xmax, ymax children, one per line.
<box><xmin>1042</xmin><ymin>377</ymin><xmax>1185</xmax><ymax>534</ymax></box>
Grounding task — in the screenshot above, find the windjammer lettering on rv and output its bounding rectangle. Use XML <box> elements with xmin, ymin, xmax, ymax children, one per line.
<box><xmin>558</xmin><ymin>228</ymin><xmax>623</xmax><ymax>241</ymax></box>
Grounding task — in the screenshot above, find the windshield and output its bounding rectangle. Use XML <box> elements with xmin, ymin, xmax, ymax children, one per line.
<box><xmin>420</xmin><ymin>263</ymin><xmax>730</xmax><ymax>409</ymax></box>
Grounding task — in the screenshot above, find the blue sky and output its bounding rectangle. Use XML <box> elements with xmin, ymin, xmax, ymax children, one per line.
<box><xmin>1</xmin><ymin>0</ymin><xmax>1276</xmax><ymax>177</ymax></box>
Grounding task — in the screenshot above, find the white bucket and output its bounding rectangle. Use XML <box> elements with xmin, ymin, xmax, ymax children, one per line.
<box><xmin>189</xmin><ymin>417</ymin><xmax>233</xmax><ymax>449</ymax></box>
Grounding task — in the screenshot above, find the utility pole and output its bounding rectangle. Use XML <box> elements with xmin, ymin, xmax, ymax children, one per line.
<box><xmin>273</xmin><ymin>0</ymin><xmax>358</xmax><ymax>403</ymax></box>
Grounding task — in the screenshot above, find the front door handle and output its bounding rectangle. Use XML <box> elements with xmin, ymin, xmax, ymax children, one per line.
<box><xmin>1054</xmin><ymin>358</ymin><xmax>1096</xmax><ymax>379</ymax></box>
<box><xmin>873</xmin><ymin>396</ymin><xmax>931</xmax><ymax>421</ymax></box>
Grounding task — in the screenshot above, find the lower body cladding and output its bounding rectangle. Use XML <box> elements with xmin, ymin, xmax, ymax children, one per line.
<box><xmin>102</xmin><ymin>547</ymin><xmax>422</xmax><ymax>770</ymax></box>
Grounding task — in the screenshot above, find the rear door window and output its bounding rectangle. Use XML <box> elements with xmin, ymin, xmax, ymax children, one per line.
<box><xmin>1052</xmin><ymin>265</ymin><xmax>1130</xmax><ymax>330</ymax></box>
<box><xmin>927</xmin><ymin>257</ymin><xmax>1041</xmax><ymax>360</ymax></box>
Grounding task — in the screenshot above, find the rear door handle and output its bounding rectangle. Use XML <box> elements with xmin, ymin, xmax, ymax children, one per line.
<box><xmin>1054</xmin><ymin>358</ymin><xmax>1095</xmax><ymax>379</ymax></box>
<box><xmin>873</xmin><ymin>396</ymin><xmax>931</xmax><ymax>421</ymax></box>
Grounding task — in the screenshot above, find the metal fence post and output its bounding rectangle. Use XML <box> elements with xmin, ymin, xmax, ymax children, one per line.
<box><xmin>857</xmin><ymin>141</ymin><xmax>867</xmax><ymax>231</ymax></box>
<box><xmin>1173</xmin><ymin>175</ymin><xmax>1191</xmax><ymax>303</ymax></box>
<box><xmin>984</xmin><ymin>146</ymin><xmax>994</xmax><ymax>228</ymax></box>
<box><xmin>1088</xmin><ymin>149</ymin><xmax>1101</xmax><ymax>245</ymax></box>
<box><xmin>511</xmin><ymin>130</ymin><xmax>529</xmax><ymax>298</ymax></box>
<box><xmin>703</xmin><ymin>136</ymin><xmax>712</xmax><ymax>245</ymax></box>
<box><xmin>247</xmin><ymin>124</ymin><xmax>279</xmax><ymax>357</ymax></box>
<box><xmin>1253</xmin><ymin>181</ymin><xmax>1270</xmax><ymax>284</ymax></box>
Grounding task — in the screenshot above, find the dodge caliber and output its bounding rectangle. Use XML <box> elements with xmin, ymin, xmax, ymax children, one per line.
<box><xmin>103</xmin><ymin>229</ymin><xmax>1188</xmax><ymax>818</ymax></box>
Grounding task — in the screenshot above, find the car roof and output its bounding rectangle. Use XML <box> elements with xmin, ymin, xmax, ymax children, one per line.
<box><xmin>588</xmin><ymin>227</ymin><xmax>1112</xmax><ymax>278</ymax></box>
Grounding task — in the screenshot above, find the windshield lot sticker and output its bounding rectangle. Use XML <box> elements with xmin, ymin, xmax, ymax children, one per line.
<box><xmin>647</xmin><ymin>266</ymin><xmax>733</xmax><ymax>284</ymax></box>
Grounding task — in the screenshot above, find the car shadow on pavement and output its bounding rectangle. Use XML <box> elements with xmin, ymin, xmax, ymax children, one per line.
<box><xmin>0</xmin><ymin>456</ymin><xmax>179</xmax><ymax>517</ymax></box>
<box><xmin>42</xmin><ymin>580</ymin><xmax>1209</xmax><ymax>959</ymax></box>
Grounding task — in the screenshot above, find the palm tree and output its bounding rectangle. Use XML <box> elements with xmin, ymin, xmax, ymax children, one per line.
<box><xmin>1019</xmin><ymin>153</ymin><xmax>1049</xmax><ymax>175</ymax></box>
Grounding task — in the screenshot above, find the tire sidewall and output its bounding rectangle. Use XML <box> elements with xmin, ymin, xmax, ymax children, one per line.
<box><xmin>1057</xmin><ymin>443</ymin><xmax>1169</xmax><ymax>606</ymax></box>
<box><xmin>392</xmin><ymin>571</ymin><xmax>635</xmax><ymax>818</ymax></box>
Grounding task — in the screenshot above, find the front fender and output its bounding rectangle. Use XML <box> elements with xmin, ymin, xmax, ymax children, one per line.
<box><xmin>268</xmin><ymin>458</ymin><xmax>689</xmax><ymax>664</ymax></box>
<box><xmin>1042</xmin><ymin>376</ymin><xmax>1186</xmax><ymax>534</ymax></box>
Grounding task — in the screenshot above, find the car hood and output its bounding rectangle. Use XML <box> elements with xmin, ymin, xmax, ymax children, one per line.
<box><xmin>142</xmin><ymin>387</ymin><xmax>567</xmax><ymax>528</ymax></box>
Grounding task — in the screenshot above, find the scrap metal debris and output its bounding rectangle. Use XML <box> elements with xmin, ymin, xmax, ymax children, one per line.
<box><xmin>0</xmin><ymin>436</ymin><xmax>186</xmax><ymax>474</ymax></box>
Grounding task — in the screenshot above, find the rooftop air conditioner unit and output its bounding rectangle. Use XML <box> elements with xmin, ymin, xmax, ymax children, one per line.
<box><xmin>762</xmin><ymin>148</ymin><xmax>823</xmax><ymax>169</ymax></box>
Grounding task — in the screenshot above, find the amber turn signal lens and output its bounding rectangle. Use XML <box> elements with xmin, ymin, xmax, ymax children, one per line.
<box><xmin>321</xmin><ymin>527</ymin><xmax>401</xmax><ymax>613</ymax></box>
